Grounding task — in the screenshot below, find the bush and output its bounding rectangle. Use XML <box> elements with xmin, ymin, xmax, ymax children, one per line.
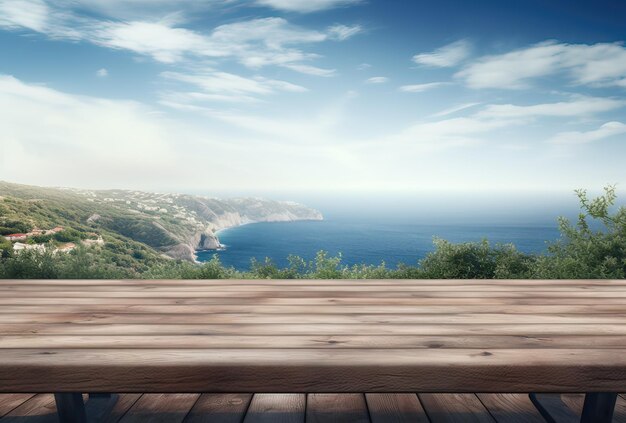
<box><xmin>534</xmin><ymin>186</ymin><xmax>626</xmax><ymax>278</ymax></box>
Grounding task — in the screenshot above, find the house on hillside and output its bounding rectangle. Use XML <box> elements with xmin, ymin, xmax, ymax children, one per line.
<box><xmin>6</xmin><ymin>234</ymin><xmax>27</xmax><ymax>241</ymax></box>
<box><xmin>13</xmin><ymin>242</ymin><xmax>45</xmax><ymax>252</ymax></box>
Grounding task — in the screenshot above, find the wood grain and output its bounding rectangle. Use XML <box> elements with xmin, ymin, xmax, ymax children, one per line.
<box><xmin>2</xmin><ymin>279</ymin><xmax>626</xmax><ymax>394</ymax></box>
<box><xmin>306</xmin><ymin>394</ymin><xmax>370</xmax><ymax>423</ymax></box>
<box><xmin>118</xmin><ymin>394</ymin><xmax>199</xmax><ymax>423</ymax></box>
<box><xmin>476</xmin><ymin>394</ymin><xmax>544</xmax><ymax>423</ymax></box>
<box><xmin>419</xmin><ymin>394</ymin><xmax>495</xmax><ymax>423</ymax></box>
<box><xmin>243</xmin><ymin>394</ymin><xmax>305</xmax><ymax>423</ymax></box>
<box><xmin>185</xmin><ymin>393</ymin><xmax>252</xmax><ymax>423</ymax></box>
<box><xmin>366</xmin><ymin>393</ymin><xmax>429</xmax><ymax>423</ymax></box>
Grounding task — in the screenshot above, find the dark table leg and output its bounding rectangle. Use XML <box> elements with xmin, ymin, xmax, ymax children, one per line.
<box><xmin>530</xmin><ymin>392</ymin><xmax>617</xmax><ymax>423</ymax></box>
<box><xmin>580</xmin><ymin>393</ymin><xmax>617</xmax><ymax>423</ymax></box>
<box><xmin>54</xmin><ymin>393</ymin><xmax>87</xmax><ymax>423</ymax></box>
<box><xmin>54</xmin><ymin>393</ymin><xmax>118</xmax><ymax>422</ymax></box>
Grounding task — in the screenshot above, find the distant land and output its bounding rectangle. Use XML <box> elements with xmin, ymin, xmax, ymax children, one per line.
<box><xmin>0</xmin><ymin>181</ymin><xmax>323</xmax><ymax>263</ymax></box>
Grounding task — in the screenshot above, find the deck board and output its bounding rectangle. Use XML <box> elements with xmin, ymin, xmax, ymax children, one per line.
<box><xmin>365</xmin><ymin>393</ymin><xmax>429</xmax><ymax>423</ymax></box>
<box><xmin>475</xmin><ymin>394</ymin><xmax>545</xmax><ymax>423</ymax></box>
<box><xmin>118</xmin><ymin>394</ymin><xmax>199</xmax><ymax>423</ymax></box>
<box><xmin>2</xmin><ymin>392</ymin><xmax>626</xmax><ymax>422</ymax></box>
<box><xmin>419</xmin><ymin>393</ymin><xmax>495</xmax><ymax>423</ymax></box>
<box><xmin>243</xmin><ymin>394</ymin><xmax>305</xmax><ymax>423</ymax></box>
<box><xmin>184</xmin><ymin>393</ymin><xmax>251</xmax><ymax>423</ymax></box>
<box><xmin>306</xmin><ymin>394</ymin><xmax>370</xmax><ymax>423</ymax></box>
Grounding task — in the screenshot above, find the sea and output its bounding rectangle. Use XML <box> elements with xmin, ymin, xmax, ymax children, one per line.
<box><xmin>195</xmin><ymin>192</ymin><xmax>584</xmax><ymax>271</ymax></box>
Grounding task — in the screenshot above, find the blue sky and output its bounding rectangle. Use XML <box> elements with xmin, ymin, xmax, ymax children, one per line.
<box><xmin>0</xmin><ymin>0</ymin><xmax>625</xmax><ymax>194</ymax></box>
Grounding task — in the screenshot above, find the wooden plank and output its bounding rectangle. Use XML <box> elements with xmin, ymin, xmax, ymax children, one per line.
<box><xmin>8</xmin><ymin>289</ymin><xmax>626</xmax><ymax>298</ymax></box>
<box><xmin>6</xmin><ymin>323</ymin><xmax>626</xmax><ymax>336</ymax></box>
<box><xmin>419</xmin><ymin>394</ymin><xmax>495</xmax><ymax>423</ymax></box>
<box><xmin>8</xmin><ymin>284</ymin><xmax>626</xmax><ymax>293</ymax></box>
<box><xmin>1</xmin><ymin>393</ymin><xmax>57</xmax><ymax>422</ymax></box>
<box><xmin>5</xmin><ymin>296</ymin><xmax>626</xmax><ymax>306</ymax></box>
<box><xmin>100</xmin><ymin>394</ymin><xmax>142</xmax><ymax>423</ymax></box>
<box><xmin>306</xmin><ymin>394</ymin><xmax>370</xmax><ymax>423</ymax></box>
<box><xmin>243</xmin><ymin>394</ymin><xmax>305</xmax><ymax>423</ymax></box>
<box><xmin>2</xmin><ymin>348</ymin><xmax>626</xmax><ymax>393</ymax></box>
<box><xmin>0</xmin><ymin>394</ymin><xmax>35</xmax><ymax>417</ymax></box>
<box><xmin>119</xmin><ymin>394</ymin><xmax>200</xmax><ymax>423</ymax></box>
<box><xmin>7</xmin><ymin>285</ymin><xmax>626</xmax><ymax>294</ymax></box>
<box><xmin>7</xmin><ymin>312</ymin><xmax>626</xmax><ymax>326</ymax></box>
<box><xmin>365</xmin><ymin>393</ymin><xmax>429</xmax><ymax>423</ymax></box>
<box><xmin>476</xmin><ymin>394</ymin><xmax>544</xmax><ymax>422</ymax></box>
<box><xmin>184</xmin><ymin>394</ymin><xmax>252</xmax><ymax>423</ymax></box>
<box><xmin>5</xmin><ymin>334</ymin><xmax>626</xmax><ymax>350</ymax></box>
<box><xmin>5</xmin><ymin>279</ymin><xmax>626</xmax><ymax>286</ymax></box>
<box><xmin>6</xmin><ymin>303</ymin><xmax>626</xmax><ymax>315</ymax></box>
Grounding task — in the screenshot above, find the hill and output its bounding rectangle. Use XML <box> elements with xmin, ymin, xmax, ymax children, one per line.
<box><xmin>0</xmin><ymin>181</ymin><xmax>322</xmax><ymax>265</ymax></box>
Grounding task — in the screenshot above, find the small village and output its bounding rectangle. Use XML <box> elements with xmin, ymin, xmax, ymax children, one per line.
<box><xmin>3</xmin><ymin>226</ymin><xmax>104</xmax><ymax>254</ymax></box>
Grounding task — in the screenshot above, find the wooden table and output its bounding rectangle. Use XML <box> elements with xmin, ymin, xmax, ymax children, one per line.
<box><xmin>1</xmin><ymin>279</ymin><xmax>625</xmax><ymax>422</ymax></box>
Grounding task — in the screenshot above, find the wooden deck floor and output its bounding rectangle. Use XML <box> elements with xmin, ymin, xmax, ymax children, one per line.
<box><xmin>1</xmin><ymin>393</ymin><xmax>626</xmax><ymax>422</ymax></box>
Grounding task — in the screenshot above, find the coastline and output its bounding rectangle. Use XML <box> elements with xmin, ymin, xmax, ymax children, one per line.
<box><xmin>196</xmin><ymin>218</ymin><xmax>324</xmax><ymax>263</ymax></box>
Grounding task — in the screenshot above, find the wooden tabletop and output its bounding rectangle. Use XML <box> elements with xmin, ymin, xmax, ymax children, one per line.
<box><xmin>1</xmin><ymin>279</ymin><xmax>626</xmax><ymax>393</ymax></box>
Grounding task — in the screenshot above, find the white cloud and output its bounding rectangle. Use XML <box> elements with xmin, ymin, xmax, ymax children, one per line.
<box><xmin>477</xmin><ymin>97</ymin><xmax>625</xmax><ymax>119</ymax></box>
<box><xmin>282</xmin><ymin>64</ymin><xmax>336</xmax><ymax>77</ymax></box>
<box><xmin>255</xmin><ymin>0</ymin><xmax>362</xmax><ymax>13</ymax></box>
<box><xmin>431</xmin><ymin>102</ymin><xmax>482</xmax><ymax>118</ymax></box>
<box><xmin>0</xmin><ymin>6</ymin><xmax>355</xmax><ymax>76</ymax></box>
<box><xmin>457</xmin><ymin>41</ymin><xmax>626</xmax><ymax>89</ymax></box>
<box><xmin>400</xmin><ymin>82</ymin><xmax>449</xmax><ymax>92</ymax></box>
<box><xmin>159</xmin><ymin>70</ymin><xmax>307</xmax><ymax>106</ymax></box>
<box><xmin>96</xmin><ymin>68</ymin><xmax>108</xmax><ymax>77</ymax></box>
<box><xmin>0</xmin><ymin>74</ymin><xmax>178</xmax><ymax>186</ymax></box>
<box><xmin>162</xmin><ymin>71</ymin><xmax>306</xmax><ymax>95</ymax></box>
<box><xmin>548</xmin><ymin>121</ymin><xmax>626</xmax><ymax>145</ymax></box>
<box><xmin>92</xmin><ymin>21</ymin><xmax>216</xmax><ymax>64</ymax></box>
<box><xmin>356</xmin><ymin>63</ymin><xmax>371</xmax><ymax>70</ymax></box>
<box><xmin>366</xmin><ymin>77</ymin><xmax>388</xmax><ymax>84</ymax></box>
<box><xmin>0</xmin><ymin>0</ymin><xmax>49</xmax><ymax>32</ymax></box>
<box><xmin>327</xmin><ymin>24</ymin><xmax>361</xmax><ymax>40</ymax></box>
<box><xmin>413</xmin><ymin>40</ymin><xmax>471</xmax><ymax>68</ymax></box>
<box><xmin>60</xmin><ymin>0</ymin><xmax>218</xmax><ymax>20</ymax></box>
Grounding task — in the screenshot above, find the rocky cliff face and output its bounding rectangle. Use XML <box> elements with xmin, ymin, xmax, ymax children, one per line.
<box><xmin>158</xmin><ymin>198</ymin><xmax>323</xmax><ymax>261</ymax></box>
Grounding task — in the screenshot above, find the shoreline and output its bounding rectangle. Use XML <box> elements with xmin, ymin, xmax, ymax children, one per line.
<box><xmin>197</xmin><ymin>219</ymin><xmax>324</xmax><ymax>263</ymax></box>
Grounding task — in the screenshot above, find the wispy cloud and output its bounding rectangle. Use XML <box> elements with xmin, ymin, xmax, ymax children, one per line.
<box><xmin>0</xmin><ymin>4</ymin><xmax>358</xmax><ymax>77</ymax></box>
<box><xmin>548</xmin><ymin>121</ymin><xmax>626</xmax><ymax>145</ymax></box>
<box><xmin>366</xmin><ymin>76</ymin><xmax>388</xmax><ymax>84</ymax></box>
<box><xmin>400</xmin><ymin>82</ymin><xmax>450</xmax><ymax>92</ymax></box>
<box><xmin>0</xmin><ymin>0</ymin><xmax>49</xmax><ymax>32</ymax></box>
<box><xmin>477</xmin><ymin>96</ymin><xmax>625</xmax><ymax>119</ymax></box>
<box><xmin>282</xmin><ymin>63</ymin><xmax>336</xmax><ymax>77</ymax></box>
<box><xmin>327</xmin><ymin>24</ymin><xmax>362</xmax><ymax>40</ymax></box>
<box><xmin>96</xmin><ymin>68</ymin><xmax>108</xmax><ymax>77</ymax></box>
<box><xmin>162</xmin><ymin>70</ymin><xmax>306</xmax><ymax>96</ymax></box>
<box><xmin>413</xmin><ymin>40</ymin><xmax>471</xmax><ymax>68</ymax></box>
<box><xmin>255</xmin><ymin>0</ymin><xmax>362</xmax><ymax>13</ymax></box>
<box><xmin>431</xmin><ymin>102</ymin><xmax>482</xmax><ymax>118</ymax></box>
<box><xmin>457</xmin><ymin>41</ymin><xmax>626</xmax><ymax>89</ymax></box>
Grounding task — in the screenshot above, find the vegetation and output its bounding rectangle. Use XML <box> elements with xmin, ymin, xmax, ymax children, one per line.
<box><xmin>1</xmin><ymin>184</ymin><xmax>625</xmax><ymax>279</ymax></box>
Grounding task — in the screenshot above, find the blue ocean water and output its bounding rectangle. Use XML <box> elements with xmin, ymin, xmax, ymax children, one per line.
<box><xmin>196</xmin><ymin>218</ymin><xmax>561</xmax><ymax>271</ymax></box>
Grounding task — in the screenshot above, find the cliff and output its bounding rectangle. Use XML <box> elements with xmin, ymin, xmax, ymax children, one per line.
<box><xmin>0</xmin><ymin>181</ymin><xmax>323</xmax><ymax>262</ymax></box>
